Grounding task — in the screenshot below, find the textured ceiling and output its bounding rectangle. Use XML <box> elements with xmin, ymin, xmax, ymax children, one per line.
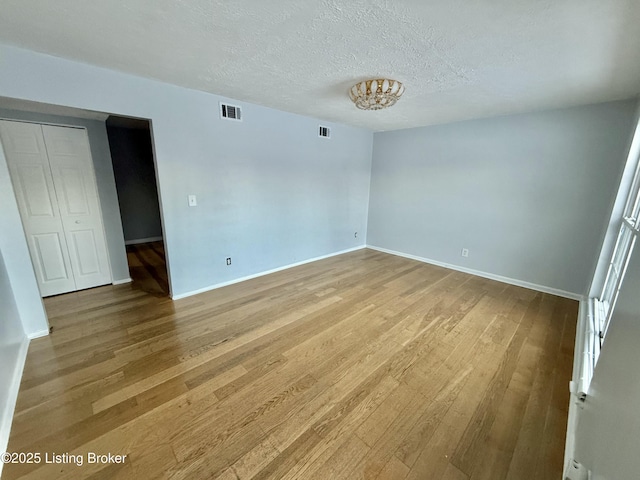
<box><xmin>0</xmin><ymin>0</ymin><xmax>639</xmax><ymax>131</ymax></box>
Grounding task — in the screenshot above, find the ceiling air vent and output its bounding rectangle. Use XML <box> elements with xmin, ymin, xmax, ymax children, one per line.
<box><xmin>220</xmin><ymin>103</ymin><xmax>242</xmax><ymax>121</ymax></box>
<box><xmin>319</xmin><ymin>126</ymin><xmax>330</xmax><ymax>138</ymax></box>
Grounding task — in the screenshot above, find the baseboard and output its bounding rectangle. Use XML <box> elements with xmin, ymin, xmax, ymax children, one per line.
<box><xmin>564</xmin><ymin>299</ymin><xmax>591</xmax><ymax>478</ymax></box>
<box><xmin>124</xmin><ymin>236</ymin><xmax>163</xmax><ymax>246</ymax></box>
<box><xmin>367</xmin><ymin>245</ymin><xmax>585</xmax><ymax>301</ymax></box>
<box><xmin>0</xmin><ymin>337</ymin><xmax>29</xmax><ymax>478</ymax></box>
<box><xmin>172</xmin><ymin>245</ymin><xmax>366</xmax><ymax>300</ymax></box>
<box><xmin>27</xmin><ymin>328</ymin><xmax>49</xmax><ymax>339</ymax></box>
<box><xmin>112</xmin><ymin>278</ymin><xmax>132</xmax><ymax>285</ymax></box>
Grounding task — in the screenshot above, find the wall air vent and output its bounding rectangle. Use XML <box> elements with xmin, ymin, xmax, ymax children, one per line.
<box><xmin>319</xmin><ymin>126</ymin><xmax>331</xmax><ymax>138</ymax></box>
<box><xmin>220</xmin><ymin>103</ymin><xmax>242</xmax><ymax>121</ymax></box>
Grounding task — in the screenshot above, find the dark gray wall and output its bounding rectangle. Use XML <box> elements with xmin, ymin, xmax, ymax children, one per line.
<box><xmin>106</xmin><ymin>123</ymin><xmax>163</xmax><ymax>243</ymax></box>
<box><xmin>368</xmin><ymin>100</ymin><xmax>638</xmax><ymax>296</ymax></box>
<box><xmin>0</xmin><ymin>108</ymin><xmax>130</xmax><ymax>283</ymax></box>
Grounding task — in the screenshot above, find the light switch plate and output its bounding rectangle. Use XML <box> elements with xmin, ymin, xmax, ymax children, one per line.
<box><xmin>188</xmin><ymin>194</ymin><xmax>197</xmax><ymax>207</ymax></box>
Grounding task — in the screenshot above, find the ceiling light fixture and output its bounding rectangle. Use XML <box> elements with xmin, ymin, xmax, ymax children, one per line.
<box><xmin>349</xmin><ymin>78</ymin><xmax>405</xmax><ymax>110</ymax></box>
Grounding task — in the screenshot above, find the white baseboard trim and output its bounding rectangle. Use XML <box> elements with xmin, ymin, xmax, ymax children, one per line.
<box><xmin>112</xmin><ymin>278</ymin><xmax>132</xmax><ymax>285</ymax></box>
<box><xmin>27</xmin><ymin>328</ymin><xmax>49</xmax><ymax>339</ymax></box>
<box><xmin>367</xmin><ymin>245</ymin><xmax>585</xmax><ymax>301</ymax></box>
<box><xmin>172</xmin><ymin>245</ymin><xmax>366</xmax><ymax>300</ymax></box>
<box><xmin>564</xmin><ymin>299</ymin><xmax>590</xmax><ymax>478</ymax></box>
<box><xmin>125</xmin><ymin>236</ymin><xmax>163</xmax><ymax>246</ymax></box>
<box><xmin>0</xmin><ymin>337</ymin><xmax>30</xmax><ymax>478</ymax></box>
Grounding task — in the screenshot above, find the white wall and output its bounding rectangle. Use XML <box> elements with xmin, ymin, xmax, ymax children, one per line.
<box><xmin>0</xmin><ymin>142</ymin><xmax>48</xmax><ymax>336</ymax></box>
<box><xmin>0</xmin><ymin>108</ymin><xmax>130</xmax><ymax>282</ymax></box>
<box><xmin>0</xmin><ymin>248</ymin><xmax>28</xmax><ymax>471</ymax></box>
<box><xmin>368</xmin><ymin>101</ymin><xmax>638</xmax><ymax>297</ymax></box>
<box><xmin>574</xmin><ymin>245</ymin><xmax>640</xmax><ymax>480</ymax></box>
<box><xmin>0</xmin><ymin>44</ymin><xmax>373</xmax><ymax>298</ymax></box>
<box><xmin>0</xmin><ymin>251</ymin><xmax>24</xmax><ymax>346</ymax></box>
<box><xmin>0</xmin><ymin>152</ymin><xmax>35</xmax><ymax>471</ymax></box>
<box><xmin>0</xmin><ymin>116</ymin><xmax>43</xmax><ymax>467</ymax></box>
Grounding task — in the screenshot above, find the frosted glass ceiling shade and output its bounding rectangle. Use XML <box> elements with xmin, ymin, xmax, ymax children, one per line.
<box><xmin>349</xmin><ymin>78</ymin><xmax>405</xmax><ymax>110</ymax></box>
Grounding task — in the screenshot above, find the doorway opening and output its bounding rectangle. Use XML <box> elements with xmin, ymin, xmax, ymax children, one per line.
<box><xmin>106</xmin><ymin>115</ymin><xmax>169</xmax><ymax>297</ymax></box>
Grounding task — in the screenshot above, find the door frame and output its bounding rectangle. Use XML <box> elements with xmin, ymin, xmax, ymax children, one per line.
<box><xmin>0</xmin><ymin>107</ymin><xmax>174</xmax><ymax>300</ymax></box>
<box><xmin>104</xmin><ymin>115</ymin><xmax>172</xmax><ymax>297</ymax></box>
<box><xmin>147</xmin><ymin>119</ymin><xmax>173</xmax><ymax>297</ymax></box>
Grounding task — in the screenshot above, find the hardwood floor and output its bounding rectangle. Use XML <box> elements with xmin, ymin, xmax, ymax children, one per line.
<box><xmin>126</xmin><ymin>241</ymin><xmax>169</xmax><ymax>296</ymax></box>
<box><xmin>4</xmin><ymin>249</ymin><xmax>577</xmax><ymax>479</ymax></box>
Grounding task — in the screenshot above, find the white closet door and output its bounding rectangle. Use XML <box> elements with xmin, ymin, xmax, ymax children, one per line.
<box><xmin>42</xmin><ymin>125</ymin><xmax>111</xmax><ymax>291</ymax></box>
<box><xmin>0</xmin><ymin>120</ymin><xmax>76</xmax><ymax>296</ymax></box>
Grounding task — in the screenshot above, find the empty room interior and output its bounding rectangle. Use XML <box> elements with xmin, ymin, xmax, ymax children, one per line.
<box><xmin>1</xmin><ymin>2</ymin><xmax>640</xmax><ymax>479</ymax></box>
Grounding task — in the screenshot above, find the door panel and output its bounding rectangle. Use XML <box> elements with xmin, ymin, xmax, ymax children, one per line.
<box><xmin>10</xmin><ymin>131</ymin><xmax>41</xmax><ymax>153</ymax></box>
<box><xmin>42</xmin><ymin>125</ymin><xmax>111</xmax><ymax>290</ymax></box>
<box><xmin>57</xmin><ymin>167</ymin><xmax>91</xmax><ymax>215</ymax></box>
<box><xmin>33</xmin><ymin>233</ymin><xmax>70</xmax><ymax>282</ymax></box>
<box><xmin>68</xmin><ymin>229</ymin><xmax>100</xmax><ymax>276</ymax></box>
<box><xmin>14</xmin><ymin>165</ymin><xmax>56</xmax><ymax>217</ymax></box>
<box><xmin>0</xmin><ymin>120</ymin><xmax>77</xmax><ymax>296</ymax></box>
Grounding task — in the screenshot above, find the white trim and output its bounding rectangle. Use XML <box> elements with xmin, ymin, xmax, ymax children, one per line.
<box><xmin>577</xmin><ymin>300</ymin><xmax>595</xmax><ymax>398</ymax></box>
<box><xmin>0</xmin><ymin>338</ymin><xmax>29</xmax><ymax>478</ymax></box>
<box><xmin>27</xmin><ymin>328</ymin><xmax>49</xmax><ymax>339</ymax></box>
<box><xmin>112</xmin><ymin>278</ymin><xmax>132</xmax><ymax>285</ymax></box>
<box><xmin>366</xmin><ymin>245</ymin><xmax>585</xmax><ymax>301</ymax></box>
<box><xmin>0</xmin><ymin>116</ymin><xmax>86</xmax><ymax>129</ymax></box>
<box><xmin>124</xmin><ymin>236</ymin><xmax>163</xmax><ymax>246</ymax></box>
<box><xmin>589</xmin><ymin>106</ymin><xmax>640</xmax><ymax>298</ymax></box>
<box><xmin>564</xmin><ymin>299</ymin><xmax>590</xmax><ymax>479</ymax></box>
<box><xmin>171</xmin><ymin>245</ymin><xmax>366</xmax><ymax>300</ymax></box>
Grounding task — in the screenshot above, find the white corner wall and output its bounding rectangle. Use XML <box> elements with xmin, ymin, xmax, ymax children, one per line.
<box><xmin>0</xmin><ymin>240</ymin><xmax>30</xmax><ymax>477</ymax></box>
<box><xmin>0</xmin><ymin>44</ymin><xmax>373</xmax><ymax>299</ymax></box>
<box><xmin>0</xmin><ymin>142</ymin><xmax>48</xmax><ymax>337</ymax></box>
<box><xmin>368</xmin><ymin>101</ymin><xmax>638</xmax><ymax>297</ymax></box>
<box><xmin>0</xmin><ymin>107</ymin><xmax>46</xmax><ymax>477</ymax></box>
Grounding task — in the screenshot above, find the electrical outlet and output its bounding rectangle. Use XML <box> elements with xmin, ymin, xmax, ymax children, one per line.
<box><xmin>461</xmin><ymin>248</ymin><xmax>469</xmax><ymax>257</ymax></box>
<box><xmin>226</xmin><ymin>257</ymin><xmax>231</xmax><ymax>265</ymax></box>
<box><xmin>354</xmin><ymin>232</ymin><xmax>358</xmax><ymax>238</ymax></box>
